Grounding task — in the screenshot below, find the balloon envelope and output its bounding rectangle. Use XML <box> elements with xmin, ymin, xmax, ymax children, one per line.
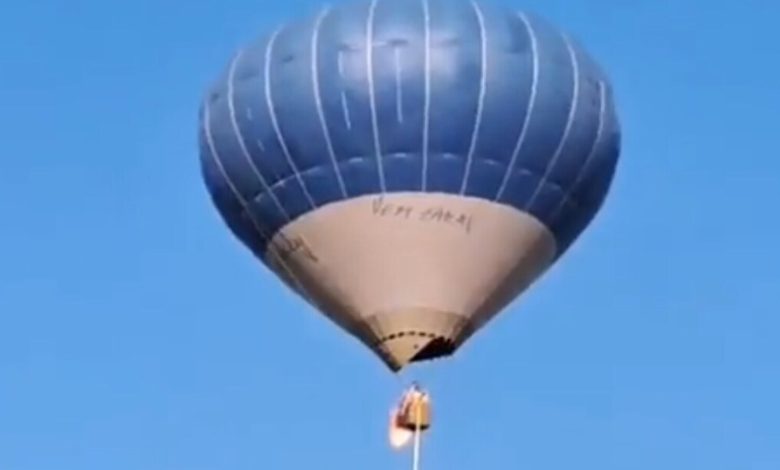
<box><xmin>199</xmin><ymin>0</ymin><xmax>621</xmax><ymax>371</ymax></box>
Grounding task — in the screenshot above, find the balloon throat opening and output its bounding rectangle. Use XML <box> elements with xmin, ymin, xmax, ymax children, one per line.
<box><xmin>362</xmin><ymin>309</ymin><xmax>471</xmax><ymax>371</ymax></box>
<box><xmin>377</xmin><ymin>332</ymin><xmax>459</xmax><ymax>372</ymax></box>
<box><xmin>410</xmin><ymin>336</ymin><xmax>455</xmax><ymax>363</ymax></box>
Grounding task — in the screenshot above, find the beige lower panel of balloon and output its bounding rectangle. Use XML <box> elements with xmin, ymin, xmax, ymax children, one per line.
<box><xmin>264</xmin><ymin>192</ymin><xmax>557</xmax><ymax>371</ymax></box>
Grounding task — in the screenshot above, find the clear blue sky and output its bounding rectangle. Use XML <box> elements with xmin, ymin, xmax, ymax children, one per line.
<box><xmin>1</xmin><ymin>0</ymin><xmax>778</xmax><ymax>468</ymax></box>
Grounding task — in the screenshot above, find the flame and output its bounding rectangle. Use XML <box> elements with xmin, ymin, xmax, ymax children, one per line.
<box><xmin>388</xmin><ymin>408</ymin><xmax>414</xmax><ymax>449</ymax></box>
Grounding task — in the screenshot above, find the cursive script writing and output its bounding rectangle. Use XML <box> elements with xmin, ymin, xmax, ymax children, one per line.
<box><xmin>272</xmin><ymin>232</ymin><xmax>319</xmax><ymax>263</ymax></box>
<box><xmin>371</xmin><ymin>197</ymin><xmax>473</xmax><ymax>233</ymax></box>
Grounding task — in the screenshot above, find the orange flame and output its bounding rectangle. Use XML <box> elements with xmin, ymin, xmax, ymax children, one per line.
<box><xmin>388</xmin><ymin>408</ymin><xmax>414</xmax><ymax>449</ymax></box>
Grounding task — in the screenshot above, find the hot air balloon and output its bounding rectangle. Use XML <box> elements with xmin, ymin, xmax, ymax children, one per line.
<box><xmin>198</xmin><ymin>0</ymin><xmax>620</xmax><ymax>373</ymax></box>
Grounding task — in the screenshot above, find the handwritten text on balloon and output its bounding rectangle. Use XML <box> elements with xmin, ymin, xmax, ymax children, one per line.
<box><xmin>272</xmin><ymin>232</ymin><xmax>319</xmax><ymax>263</ymax></box>
<box><xmin>371</xmin><ymin>197</ymin><xmax>473</xmax><ymax>233</ymax></box>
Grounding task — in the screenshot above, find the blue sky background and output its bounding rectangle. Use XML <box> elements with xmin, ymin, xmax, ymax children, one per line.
<box><xmin>1</xmin><ymin>0</ymin><xmax>779</xmax><ymax>468</ymax></box>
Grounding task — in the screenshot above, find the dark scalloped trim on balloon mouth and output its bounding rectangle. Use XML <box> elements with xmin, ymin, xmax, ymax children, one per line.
<box><xmin>375</xmin><ymin>331</ymin><xmax>457</xmax><ymax>369</ymax></box>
